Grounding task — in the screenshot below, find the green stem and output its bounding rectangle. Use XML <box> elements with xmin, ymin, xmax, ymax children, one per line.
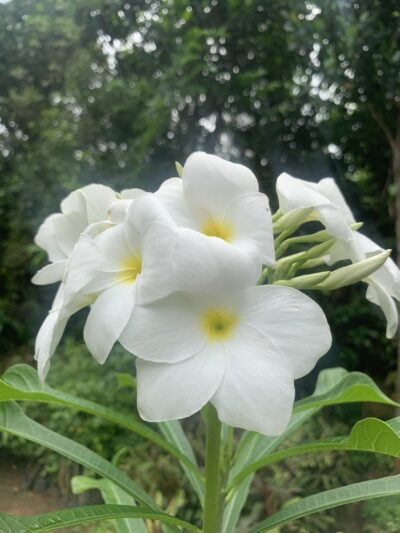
<box><xmin>203</xmin><ymin>405</ymin><xmax>223</xmax><ymax>533</ymax></box>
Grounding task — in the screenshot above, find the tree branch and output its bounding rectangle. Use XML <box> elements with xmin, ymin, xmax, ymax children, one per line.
<box><xmin>368</xmin><ymin>104</ymin><xmax>396</xmax><ymax>150</ymax></box>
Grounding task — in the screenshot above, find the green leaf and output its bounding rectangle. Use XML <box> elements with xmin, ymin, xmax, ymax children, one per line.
<box><xmin>0</xmin><ymin>364</ymin><xmax>202</xmax><ymax>483</ymax></box>
<box><xmin>115</xmin><ymin>372</ymin><xmax>137</xmax><ymax>390</ymax></box>
<box><xmin>228</xmin><ymin>417</ymin><xmax>400</xmax><ymax>490</ymax></box>
<box><xmin>71</xmin><ymin>476</ymin><xmax>147</xmax><ymax>533</ymax></box>
<box><xmin>250</xmin><ymin>474</ymin><xmax>400</xmax><ymax>532</ymax></box>
<box><xmin>294</xmin><ymin>369</ymin><xmax>398</xmax><ymax>412</ymax></box>
<box><xmin>159</xmin><ymin>420</ymin><xmax>205</xmax><ymax>505</ymax></box>
<box><xmin>0</xmin><ymin>401</ymin><xmax>159</xmax><ymax>512</ymax></box>
<box><xmin>0</xmin><ymin>504</ymin><xmax>200</xmax><ymax>532</ymax></box>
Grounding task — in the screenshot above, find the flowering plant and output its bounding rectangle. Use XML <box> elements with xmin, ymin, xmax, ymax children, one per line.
<box><xmin>1</xmin><ymin>152</ymin><xmax>400</xmax><ymax>532</ymax></box>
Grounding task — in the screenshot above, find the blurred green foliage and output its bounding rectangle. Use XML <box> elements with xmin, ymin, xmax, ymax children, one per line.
<box><xmin>0</xmin><ymin>0</ymin><xmax>399</xmax><ymax>531</ymax></box>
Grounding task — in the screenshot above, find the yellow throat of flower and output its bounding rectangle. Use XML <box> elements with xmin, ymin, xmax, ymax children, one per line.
<box><xmin>202</xmin><ymin>217</ymin><xmax>233</xmax><ymax>241</ymax></box>
<box><xmin>201</xmin><ymin>308</ymin><xmax>238</xmax><ymax>342</ymax></box>
<box><xmin>119</xmin><ymin>254</ymin><xmax>142</xmax><ymax>283</ymax></box>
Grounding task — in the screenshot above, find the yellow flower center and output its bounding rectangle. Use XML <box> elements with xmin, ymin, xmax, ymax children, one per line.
<box><xmin>202</xmin><ymin>217</ymin><xmax>233</xmax><ymax>241</ymax></box>
<box><xmin>201</xmin><ymin>308</ymin><xmax>238</xmax><ymax>342</ymax></box>
<box><xmin>119</xmin><ymin>254</ymin><xmax>142</xmax><ymax>283</ymax></box>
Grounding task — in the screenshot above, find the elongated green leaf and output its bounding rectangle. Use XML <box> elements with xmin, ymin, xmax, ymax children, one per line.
<box><xmin>0</xmin><ymin>364</ymin><xmax>201</xmax><ymax>482</ymax></box>
<box><xmin>0</xmin><ymin>402</ymin><xmax>158</xmax><ymax>512</ymax></box>
<box><xmin>0</xmin><ymin>505</ymin><xmax>200</xmax><ymax>532</ymax></box>
<box><xmin>294</xmin><ymin>369</ymin><xmax>398</xmax><ymax>412</ymax></box>
<box><xmin>229</xmin><ymin>417</ymin><xmax>400</xmax><ymax>490</ymax></box>
<box><xmin>222</xmin><ymin>367</ymin><xmax>347</xmax><ymax>533</ymax></box>
<box><xmin>250</xmin><ymin>474</ymin><xmax>400</xmax><ymax>532</ymax></box>
<box><xmin>159</xmin><ymin>420</ymin><xmax>204</xmax><ymax>505</ymax></box>
<box><xmin>72</xmin><ymin>476</ymin><xmax>147</xmax><ymax>533</ymax></box>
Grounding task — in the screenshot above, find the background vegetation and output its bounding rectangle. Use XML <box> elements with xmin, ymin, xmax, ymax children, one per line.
<box><xmin>0</xmin><ymin>1</ymin><xmax>399</xmax><ymax>531</ymax></box>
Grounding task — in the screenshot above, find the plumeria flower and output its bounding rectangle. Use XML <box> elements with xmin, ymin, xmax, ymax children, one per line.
<box><xmin>279</xmin><ymin>174</ymin><xmax>400</xmax><ymax>338</ymax></box>
<box><xmin>33</xmin><ymin>184</ymin><xmax>144</xmax><ymax>285</ymax></box>
<box><xmin>276</xmin><ymin>173</ymin><xmax>355</xmax><ymax>240</ymax></box>
<box><xmin>35</xmin><ymin>234</ymin><xmax>101</xmax><ymax>380</ymax></box>
<box><xmin>327</xmin><ymin>232</ymin><xmax>400</xmax><ymax>338</ymax></box>
<box><xmin>120</xmin><ymin>231</ymin><xmax>331</xmax><ymax>436</ymax></box>
<box><xmin>35</xmin><ymin>193</ymin><xmax>176</xmax><ymax>379</ymax></box>
<box><xmin>156</xmin><ymin>152</ymin><xmax>275</xmax><ymax>271</ymax></box>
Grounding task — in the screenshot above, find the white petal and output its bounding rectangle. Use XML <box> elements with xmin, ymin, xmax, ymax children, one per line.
<box><xmin>277</xmin><ymin>173</ymin><xmax>353</xmax><ymax>239</ymax></box>
<box><xmin>172</xmin><ymin>229</ymin><xmax>259</xmax><ymax>302</ymax></box>
<box><xmin>125</xmin><ymin>192</ymin><xmax>175</xmax><ymax>243</ymax></box>
<box><xmin>34</xmin><ymin>214</ymin><xmax>68</xmax><ymax>262</ymax></box>
<box><xmin>137</xmin><ymin>223</ymin><xmax>177</xmax><ymax>304</ymax></box>
<box><xmin>94</xmin><ymin>223</ymin><xmax>136</xmax><ymax>270</ymax></box>
<box><xmin>32</xmin><ymin>261</ymin><xmax>66</xmax><ymax>285</ymax></box>
<box><xmin>212</xmin><ymin>335</ymin><xmax>295</xmax><ymax>435</ymax></box>
<box><xmin>51</xmin><ymin>211</ymin><xmax>85</xmax><ymax>257</ymax></box>
<box><xmin>183</xmin><ymin>152</ymin><xmax>259</xmax><ymax>215</ymax></box>
<box><xmin>225</xmin><ymin>192</ymin><xmax>275</xmax><ymax>267</ymax></box>
<box><xmin>108</xmin><ymin>199</ymin><xmax>133</xmax><ymax>223</ymax></box>
<box><xmin>63</xmin><ymin>234</ymin><xmax>105</xmax><ymax>298</ymax></box>
<box><xmin>317</xmin><ymin>205</ymin><xmax>354</xmax><ymax>240</ymax></box>
<box><xmin>136</xmin><ymin>343</ymin><xmax>225</xmax><ymax>421</ymax></box>
<box><xmin>277</xmin><ymin>173</ymin><xmax>330</xmax><ymax>212</ymax></box>
<box><xmin>120</xmin><ymin>293</ymin><xmax>207</xmax><ymax>363</ymax></box>
<box><xmin>356</xmin><ymin>233</ymin><xmax>400</xmax><ymax>299</ymax></box>
<box><xmin>236</xmin><ymin>285</ymin><xmax>332</xmax><ymax>379</ymax></box>
<box><xmin>156</xmin><ymin>177</ymin><xmax>196</xmax><ymax>228</ymax></box>
<box><xmin>317</xmin><ymin>178</ymin><xmax>355</xmax><ymax>224</ymax></box>
<box><xmin>84</xmin><ymin>283</ymin><xmax>137</xmax><ymax>363</ymax></box>
<box><xmin>35</xmin><ymin>285</ymin><xmax>92</xmax><ymax>381</ymax></box>
<box><xmin>35</xmin><ymin>309</ymin><xmax>69</xmax><ymax>382</ymax></box>
<box><xmin>121</xmin><ymin>188</ymin><xmax>145</xmax><ymax>200</ymax></box>
<box><xmin>366</xmin><ymin>282</ymin><xmax>398</xmax><ymax>339</ymax></box>
<box><xmin>62</xmin><ymin>184</ymin><xmax>116</xmax><ymax>224</ymax></box>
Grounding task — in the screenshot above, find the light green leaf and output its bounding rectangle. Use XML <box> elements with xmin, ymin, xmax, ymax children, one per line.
<box><xmin>0</xmin><ymin>364</ymin><xmax>201</xmax><ymax>483</ymax></box>
<box><xmin>250</xmin><ymin>474</ymin><xmax>400</xmax><ymax>532</ymax></box>
<box><xmin>115</xmin><ymin>372</ymin><xmax>137</xmax><ymax>390</ymax></box>
<box><xmin>0</xmin><ymin>504</ymin><xmax>200</xmax><ymax>532</ymax></box>
<box><xmin>159</xmin><ymin>420</ymin><xmax>204</xmax><ymax>505</ymax></box>
<box><xmin>228</xmin><ymin>417</ymin><xmax>400</xmax><ymax>490</ymax></box>
<box><xmin>0</xmin><ymin>401</ymin><xmax>159</xmax><ymax>512</ymax></box>
<box><xmin>71</xmin><ymin>476</ymin><xmax>147</xmax><ymax>533</ymax></box>
<box><xmin>294</xmin><ymin>369</ymin><xmax>398</xmax><ymax>412</ymax></box>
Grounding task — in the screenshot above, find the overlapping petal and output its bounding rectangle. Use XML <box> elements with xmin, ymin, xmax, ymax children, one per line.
<box><xmin>235</xmin><ymin>285</ymin><xmax>332</xmax><ymax>379</ymax></box>
<box><xmin>212</xmin><ymin>336</ymin><xmax>295</xmax><ymax>435</ymax></box>
<box><xmin>183</xmin><ymin>151</ymin><xmax>259</xmax><ymax>215</ymax></box>
<box><xmin>120</xmin><ymin>293</ymin><xmax>207</xmax><ymax>363</ymax></box>
<box><xmin>84</xmin><ymin>283</ymin><xmax>137</xmax><ymax>364</ymax></box>
<box><xmin>136</xmin><ymin>343</ymin><xmax>225</xmax><ymax>421</ymax></box>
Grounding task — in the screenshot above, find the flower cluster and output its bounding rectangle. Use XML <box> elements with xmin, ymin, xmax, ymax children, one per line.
<box><xmin>33</xmin><ymin>152</ymin><xmax>398</xmax><ymax>435</ymax></box>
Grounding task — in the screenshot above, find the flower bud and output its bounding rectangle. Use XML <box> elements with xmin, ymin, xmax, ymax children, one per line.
<box><xmin>314</xmin><ymin>250</ymin><xmax>392</xmax><ymax>290</ymax></box>
<box><xmin>275</xmin><ymin>271</ymin><xmax>330</xmax><ymax>290</ymax></box>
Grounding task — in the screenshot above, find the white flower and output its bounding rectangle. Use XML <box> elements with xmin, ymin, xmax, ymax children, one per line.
<box><xmin>120</xmin><ymin>231</ymin><xmax>331</xmax><ymax>436</ymax></box>
<box><xmin>276</xmin><ymin>173</ymin><xmax>355</xmax><ymax>240</ymax></box>
<box><xmin>35</xmin><ymin>193</ymin><xmax>176</xmax><ymax>379</ymax></box>
<box><xmin>156</xmin><ymin>152</ymin><xmax>275</xmax><ymax>270</ymax></box>
<box><xmin>35</xmin><ymin>234</ymin><xmax>100</xmax><ymax>380</ymax></box>
<box><xmin>327</xmin><ymin>232</ymin><xmax>400</xmax><ymax>338</ymax></box>
<box><xmin>33</xmin><ymin>184</ymin><xmax>144</xmax><ymax>285</ymax></box>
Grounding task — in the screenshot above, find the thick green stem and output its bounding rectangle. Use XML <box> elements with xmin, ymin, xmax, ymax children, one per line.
<box><xmin>203</xmin><ymin>405</ymin><xmax>223</xmax><ymax>533</ymax></box>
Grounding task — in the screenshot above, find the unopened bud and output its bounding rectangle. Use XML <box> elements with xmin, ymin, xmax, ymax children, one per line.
<box><xmin>175</xmin><ymin>161</ymin><xmax>184</xmax><ymax>177</ymax></box>
<box><xmin>274</xmin><ymin>271</ymin><xmax>330</xmax><ymax>290</ymax></box>
<box><xmin>314</xmin><ymin>250</ymin><xmax>391</xmax><ymax>290</ymax></box>
<box><xmin>273</xmin><ymin>207</ymin><xmax>313</xmax><ymax>234</ymax></box>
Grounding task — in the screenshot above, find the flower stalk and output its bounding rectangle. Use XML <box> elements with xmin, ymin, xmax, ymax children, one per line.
<box><xmin>203</xmin><ymin>404</ymin><xmax>223</xmax><ymax>533</ymax></box>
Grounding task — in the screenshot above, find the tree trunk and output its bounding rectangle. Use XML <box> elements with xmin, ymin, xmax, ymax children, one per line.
<box><xmin>393</xmin><ymin>107</ymin><xmax>400</xmax><ymax>410</ymax></box>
